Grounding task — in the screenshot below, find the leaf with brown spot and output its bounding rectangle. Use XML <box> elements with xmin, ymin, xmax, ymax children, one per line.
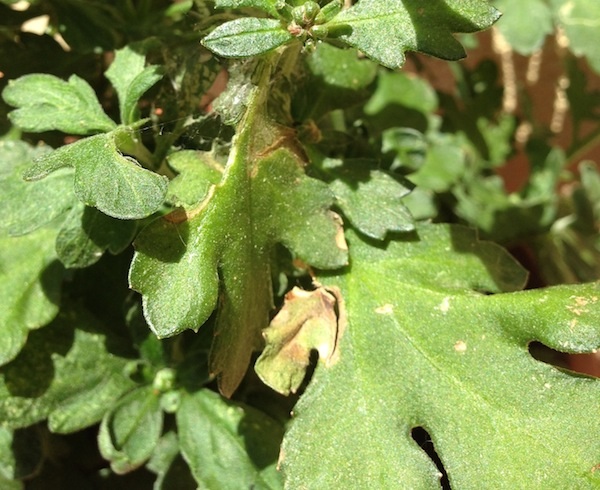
<box><xmin>255</xmin><ymin>286</ymin><xmax>345</xmax><ymax>395</ymax></box>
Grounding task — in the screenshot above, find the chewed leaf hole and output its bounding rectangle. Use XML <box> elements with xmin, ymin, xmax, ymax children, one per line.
<box><xmin>410</xmin><ymin>426</ymin><xmax>450</xmax><ymax>490</ymax></box>
<box><xmin>528</xmin><ymin>341</ymin><xmax>600</xmax><ymax>378</ymax></box>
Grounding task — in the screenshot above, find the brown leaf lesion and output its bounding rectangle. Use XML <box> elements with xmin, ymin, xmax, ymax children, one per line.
<box><xmin>255</xmin><ymin>285</ymin><xmax>346</xmax><ymax>395</ymax></box>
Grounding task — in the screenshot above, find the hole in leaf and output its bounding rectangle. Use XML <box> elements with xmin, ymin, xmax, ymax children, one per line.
<box><xmin>411</xmin><ymin>426</ymin><xmax>450</xmax><ymax>489</ymax></box>
<box><xmin>528</xmin><ymin>341</ymin><xmax>600</xmax><ymax>378</ymax></box>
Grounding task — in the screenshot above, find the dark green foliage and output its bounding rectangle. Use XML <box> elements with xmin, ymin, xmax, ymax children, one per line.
<box><xmin>1</xmin><ymin>1</ymin><xmax>599</xmax><ymax>488</ymax></box>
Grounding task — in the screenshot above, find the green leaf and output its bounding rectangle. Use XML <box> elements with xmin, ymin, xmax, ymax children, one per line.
<box><xmin>0</xmin><ymin>227</ymin><xmax>63</xmax><ymax>367</ymax></box>
<box><xmin>146</xmin><ymin>432</ymin><xmax>197</xmax><ymax>490</ymax></box>
<box><xmin>324</xmin><ymin>158</ymin><xmax>415</xmax><ymax>240</ymax></box>
<box><xmin>0</xmin><ymin>306</ymin><xmax>136</xmax><ymax>432</ymax></box>
<box><xmin>0</xmin><ymin>140</ymin><xmax>74</xmax><ymax>236</ymax></box>
<box><xmin>202</xmin><ymin>18</ymin><xmax>294</xmax><ymax>58</ymax></box>
<box><xmin>2</xmin><ymin>74</ymin><xmax>116</xmax><ymax>134</ymax></box>
<box><xmin>56</xmin><ymin>203</ymin><xmax>137</xmax><ymax>269</ymax></box>
<box><xmin>98</xmin><ymin>386</ymin><xmax>163</xmax><ymax>474</ymax></box>
<box><xmin>0</xmin><ymin>426</ymin><xmax>41</xmax><ymax>488</ymax></box>
<box><xmin>327</xmin><ymin>0</ymin><xmax>501</xmax><ymax>69</ymax></box>
<box><xmin>130</xmin><ymin>147</ymin><xmax>346</xmax><ymax>395</ymax></box>
<box><xmin>24</xmin><ymin>131</ymin><xmax>168</xmax><ymax>220</ymax></box>
<box><xmin>282</xmin><ymin>224</ymin><xmax>600</xmax><ymax>488</ymax></box>
<box><xmin>550</xmin><ymin>0</ymin><xmax>600</xmax><ymax>73</ymax></box>
<box><xmin>494</xmin><ymin>0</ymin><xmax>553</xmax><ymax>54</ymax></box>
<box><xmin>298</xmin><ymin>43</ymin><xmax>377</xmax><ymax>120</ymax></box>
<box><xmin>214</xmin><ymin>0</ymin><xmax>282</xmax><ymax>17</ymax></box>
<box><xmin>177</xmin><ymin>390</ymin><xmax>284</xmax><ymax>489</ymax></box>
<box><xmin>365</xmin><ymin>71</ymin><xmax>438</xmax><ymax>116</ymax></box>
<box><xmin>105</xmin><ymin>44</ymin><xmax>165</xmax><ymax>125</ymax></box>
<box><xmin>409</xmin><ymin>133</ymin><xmax>467</xmax><ymax>193</ymax></box>
<box><xmin>130</xmin><ymin>67</ymin><xmax>347</xmax><ymax>396</ymax></box>
<box><xmin>166</xmin><ymin>150</ymin><xmax>223</xmax><ymax>208</ymax></box>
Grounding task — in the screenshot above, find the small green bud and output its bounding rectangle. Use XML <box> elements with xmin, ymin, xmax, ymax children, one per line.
<box><xmin>315</xmin><ymin>0</ymin><xmax>342</xmax><ymax>24</ymax></box>
<box><xmin>292</xmin><ymin>1</ymin><xmax>320</xmax><ymax>26</ymax></box>
<box><xmin>160</xmin><ymin>391</ymin><xmax>181</xmax><ymax>413</ymax></box>
<box><xmin>153</xmin><ymin>367</ymin><xmax>177</xmax><ymax>393</ymax></box>
<box><xmin>310</xmin><ymin>24</ymin><xmax>329</xmax><ymax>40</ymax></box>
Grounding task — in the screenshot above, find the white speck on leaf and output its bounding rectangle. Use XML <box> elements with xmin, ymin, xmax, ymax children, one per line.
<box><xmin>454</xmin><ymin>340</ymin><xmax>467</xmax><ymax>353</ymax></box>
<box><xmin>375</xmin><ymin>304</ymin><xmax>393</xmax><ymax>314</ymax></box>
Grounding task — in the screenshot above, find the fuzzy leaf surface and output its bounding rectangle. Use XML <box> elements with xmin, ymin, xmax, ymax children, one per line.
<box><xmin>24</xmin><ymin>132</ymin><xmax>168</xmax><ymax>220</ymax></box>
<box><xmin>282</xmin><ymin>224</ymin><xmax>600</xmax><ymax>488</ymax></box>
<box><xmin>0</xmin><ymin>307</ymin><xmax>136</xmax><ymax>432</ymax></box>
<box><xmin>177</xmin><ymin>389</ymin><xmax>283</xmax><ymax>489</ymax></box>
<box><xmin>130</xmin><ymin>147</ymin><xmax>347</xmax><ymax>395</ymax></box>
<box><xmin>2</xmin><ymin>74</ymin><xmax>116</xmax><ymax>134</ymax></box>
<box><xmin>202</xmin><ymin>18</ymin><xmax>294</xmax><ymax>58</ymax></box>
<box><xmin>324</xmin><ymin>158</ymin><xmax>415</xmax><ymax>240</ymax></box>
<box><xmin>98</xmin><ymin>386</ymin><xmax>163</xmax><ymax>474</ymax></box>
<box><xmin>55</xmin><ymin>203</ymin><xmax>137</xmax><ymax>269</ymax></box>
<box><xmin>214</xmin><ymin>0</ymin><xmax>281</xmax><ymax>17</ymax></box>
<box><xmin>328</xmin><ymin>0</ymin><xmax>501</xmax><ymax>69</ymax></box>
<box><xmin>131</xmin><ymin>63</ymin><xmax>346</xmax><ymax>396</ymax></box>
<box><xmin>0</xmin><ymin>227</ymin><xmax>63</xmax><ymax>366</ymax></box>
<box><xmin>0</xmin><ymin>140</ymin><xmax>73</xmax><ymax>236</ymax></box>
<box><xmin>105</xmin><ymin>44</ymin><xmax>165</xmax><ymax>125</ymax></box>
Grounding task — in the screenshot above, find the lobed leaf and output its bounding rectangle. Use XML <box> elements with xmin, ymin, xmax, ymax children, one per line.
<box><xmin>328</xmin><ymin>0</ymin><xmax>501</xmax><ymax>69</ymax></box>
<box><xmin>98</xmin><ymin>386</ymin><xmax>163</xmax><ymax>474</ymax></box>
<box><xmin>0</xmin><ymin>307</ymin><xmax>136</xmax><ymax>432</ymax></box>
<box><xmin>55</xmin><ymin>203</ymin><xmax>137</xmax><ymax>269</ymax></box>
<box><xmin>0</xmin><ymin>140</ymin><xmax>74</xmax><ymax>236</ymax></box>
<box><xmin>24</xmin><ymin>131</ymin><xmax>168</xmax><ymax>220</ymax></box>
<box><xmin>131</xmin><ymin>67</ymin><xmax>347</xmax><ymax>396</ymax></box>
<box><xmin>322</xmin><ymin>158</ymin><xmax>415</xmax><ymax>240</ymax></box>
<box><xmin>0</xmin><ymin>227</ymin><xmax>64</xmax><ymax>367</ymax></box>
<box><xmin>2</xmin><ymin>74</ymin><xmax>116</xmax><ymax>134</ymax></box>
<box><xmin>202</xmin><ymin>17</ymin><xmax>294</xmax><ymax>58</ymax></box>
<box><xmin>282</xmin><ymin>224</ymin><xmax>600</xmax><ymax>488</ymax></box>
<box><xmin>105</xmin><ymin>44</ymin><xmax>165</xmax><ymax>125</ymax></box>
<box><xmin>177</xmin><ymin>389</ymin><xmax>284</xmax><ymax>489</ymax></box>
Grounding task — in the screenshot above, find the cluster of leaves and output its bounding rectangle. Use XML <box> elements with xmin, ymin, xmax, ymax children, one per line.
<box><xmin>0</xmin><ymin>0</ymin><xmax>599</xmax><ymax>488</ymax></box>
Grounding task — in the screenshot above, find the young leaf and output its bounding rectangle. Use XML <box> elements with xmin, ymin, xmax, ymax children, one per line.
<box><xmin>105</xmin><ymin>44</ymin><xmax>165</xmax><ymax>125</ymax></box>
<box><xmin>2</xmin><ymin>74</ymin><xmax>116</xmax><ymax>134</ymax></box>
<box><xmin>24</xmin><ymin>131</ymin><xmax>168</xmax><ymax>220</ymax></box>
<box><xmin>98</xmin><ymin>386</ymin><xmax>163</xmax><ymax>474</ymax></box>
<box><xmin>0</xmin><ymin>140</ymin><xmax>74</xmax><ymax>236</ymax></box>
<box><xmin>282</xmin><ymin>224</ymin><xmax>600</xmax><ymax>488</ymax></box>
<box><xmin>0</xmin><ymin>227</ymin><xmax>63</xmax><ymax>367</ymax></box>
<box><xmin>166</xmin><ymin>150</ymin><xmax>223</xmax><ymax>208</ymax></box>
<box><xmin>214</xmin><ymin>0</ymin><xmax>282</xmax><ymax>17</ymax></box>
<box><xmin>202</xmin><ymin>18</ymin><xmax>294</xmax><ymax>58</ymax></box>
<box><xmin>177</xmin><ymin>389</ymin><xmax>284</xmax><ymax>489</ymax></box>
<box><xmin>323</xmin><ymin>158</ymin><xmax>415</xmax><ymax>240</ymax></box>
<box><xmin>0</xmin><ymin>307</ymin><xmax>136</xmax><ymax>432</ymax></box>
<box><xmin>327</xmin><ymin>0</ymin><xmax>501</xmax><ymax>69</ymax></box>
